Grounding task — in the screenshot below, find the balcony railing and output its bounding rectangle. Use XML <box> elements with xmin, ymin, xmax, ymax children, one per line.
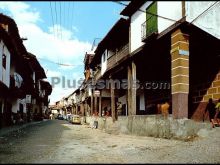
<box><xmin>107</xmin><ymin>43</ymin><xmax>129</xmax><ymax>70</ymax></box>
<box><xmin>141</xmin><ymin>19</ymin><xmax>158</xmax><ymax>42</ymax></box>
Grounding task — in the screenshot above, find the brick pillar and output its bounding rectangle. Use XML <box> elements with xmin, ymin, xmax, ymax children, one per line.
<box><xmin>171</xmin><ymin>28</ymin><xmax>189</xmax><ymax>119</ymax></box>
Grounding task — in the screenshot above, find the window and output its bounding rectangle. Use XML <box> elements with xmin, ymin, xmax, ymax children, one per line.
<box><xmin>102</xmin><ymin>50</ymin><xmax>108</xmax><ymax>62</ymax></box>
<box><xmin>103</xmin><ymin>52</ymin><xmax>106</xmax><ymax>61</ymax></box>
<box><xmin>2</xmin><ymin>54</ymin><xmax>6</xmax><ymax>69</ymax></box>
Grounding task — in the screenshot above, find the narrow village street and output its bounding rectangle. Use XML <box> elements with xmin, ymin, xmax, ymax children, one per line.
<box><xmin>0</xmin><ymin>119</ymin><xmax>220</xmax><ymax>164</ymax></box>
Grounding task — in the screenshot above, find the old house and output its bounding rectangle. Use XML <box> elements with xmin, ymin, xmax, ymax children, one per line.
<box><xmin>90</xmin><ymin>18</ymin><xmax>129</xmax><ymax>121</ymax></box>
<box><xmin>24</xmin><ymin>53</ymin><xmax>52</xmax><ymax>121</ymax></box>
<box><xmin>0</xmin><ymin>13</ymin><xmax>52</xmax><ymax>127</ymax></box>
<box><xmin>76</xmin><ymin>1</ymin><xmax>220</xmax><ymax>139</ymax></box>
<box><xmin>0</xmin><ymin>13</ymin><xmax>34</xmax><ymax>126</ymax></box>
<box><xmin>120</xmin><ymin>1</ymin><xmax>220</xmax><ymax>121</ymax></box>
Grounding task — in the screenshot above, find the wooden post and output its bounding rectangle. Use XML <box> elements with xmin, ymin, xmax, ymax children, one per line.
<box><xmin>94</xmin><ymin>95</ymin><xmax>97</xmax><ymax>115</ymax></box>
<box><xmin>81</xmin><ymin>102</ymin><xmax>85</xmax><ymax>116</ymax></box>
<box><xmin>111</xmin><ymin>78</ymin><xmax>116</xmax><ymax>122</ymax></box>
<box><xmin>132</xmin><ymin>61</ymin><xmax>137</xmax><ymax>115</ymax></box>
<box><xmin>76</xmin><ymin>105</ymin><xmax>78</xmax><ymax>115</ymax></box>
<box><xmin>91</xmin><ymin>89</ymin><xmax>93</xmax><ymax>116</ymax></box>
<box><xmin>85</xmin><ymin>100</ymin><xmax>87</xmax><ymax>116</ymax></box>
<box><xmin>99</xmin><ymin>92</ymin><xmax>102</xmax><ymax>117</ymax></box>
<box><xmin>127</xmin><ymin>64</ymin><xmax>132</xmax><ymax>116</ymax></box>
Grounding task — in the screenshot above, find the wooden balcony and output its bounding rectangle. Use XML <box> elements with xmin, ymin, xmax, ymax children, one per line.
<box><xmin>107</xmin><ymin>43</ymin><xmax>129</xmax><ymax>71</ymax></box>
<box><xmin>141</xmin><ymin>17</ymin><xmax>158</xmax><ymax>43</ymax></box>
<box><xmin>93</xmin><ymin>68</ymin><xmax>101</xmax><ymax>82</ymax></box>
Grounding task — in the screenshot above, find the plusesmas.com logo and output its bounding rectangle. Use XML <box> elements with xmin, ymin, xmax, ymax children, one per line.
<box><xmin>50</xmin><ymin>76</ymin><xmax>170</xmax><ymax>90</ymax></box>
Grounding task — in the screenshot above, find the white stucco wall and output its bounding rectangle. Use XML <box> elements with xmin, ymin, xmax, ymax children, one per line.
<box><xmin>130</xmin><ymin>1</ymin><xmax>153</xmax><ymax>53</ymax></box>
<box><xmin>139</xmin><ymin>92</ymin><xmax>145</xmax><ymax>110</ymax></box>
<box><xmin>11</xmin><ymin>99</ymin><xmax>19</xmax><ymax>113</ymax></box>
<box><xmin>157</xmin><ymin>1</ymin><xmax>182</xmax><ymax>33</ymax></box>
<box><xmin>118</xmin><ymin>95</ymin><xmax>126</xmax><ymax>105</ymax></box>
<box><xmin>130</xmin><ymin>1</ymin><xmax>220</xmax><ymax>53</ymax></box>
<box><xmin>0</xmin><ymin>40</ymin><xmax>10</xmax><ymax>87</ymax></box>
<box><xmin>101</xmin><ymin>50</ymin><xmax>107</xmax><ymax>75</ymax></box>
<box><xmin>108</xmin><ymin>49</ymin><xmax>115</xmax><ymax>58</ymax></box>
<box><xmin>11</xmin><ymin>98</ymin><xmax>26</xmax><ymax>113</ymax></box>
<box><xmin>186</xmin><ymin>1</ymin><xmax>220</xmax><ymax>39</ymax></box>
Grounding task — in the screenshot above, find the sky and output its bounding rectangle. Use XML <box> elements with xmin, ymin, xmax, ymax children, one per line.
<box><xmin>0</xmin><ymin>1</ymin><xmax>127</xmax><ymax>105</ymax></box>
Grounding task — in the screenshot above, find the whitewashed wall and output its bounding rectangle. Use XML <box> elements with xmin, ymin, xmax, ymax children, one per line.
<box><xmin>130</xmin><ymin>1</ymin><xmax>152</xmax><ymax>53</ymax></box>
<box><xmin>139</xmin><ymin>92</ymin><xmax>145</xmax><ymax>110</ymax></box>
<box><xmin>0</xmin><ymin>40</ymin><xmax>10</xmax><ymax>88</ymax></box>
<box><xmin>108</xmin><ymin>50</ymin><xmax>115</xmax><ymax>58</ymax></box>
<box><xmin>11</xmin><ymin>98</ymin><xmax>26</xmax><ymax>113</ymax></box>
<box><xmin>101</xmin><ymin>50</ymin><xmax>107</xmax><ymax>75</ymax></box>
<box><xmin>11</xmin><ymin>99</ymin><xmax>18</xmax><ymax>113</ymax></box>
<box><xmin>118</xmin><ymin>95</ymin><xmax>126</xmax><ymax>105</ymax></box>
<box><xmin>186</xmin><ymin>1</ymin><xmax>220</xmax><ymax>39</ymax></box>
<box><xmin>157</xmin><ymin>1</ymin><xmax>182</xmax><ymax>33</ymax></box>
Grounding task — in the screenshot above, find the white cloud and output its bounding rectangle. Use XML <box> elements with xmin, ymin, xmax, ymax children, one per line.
<box><xmin>49</xmin><ymin>86</ymin><xmax>76</xmax><ymax>105</ymax></box>
<box><xmin>0</xmin><ymin>2</ymin><xmax>41</xmax><ymax>24</ymax></box>
<box><xmin>47</xmin><ymin>70</ymin><xmax>61</xmax><ymax>78</ymax></box>
<box><xmin>0</xmin><ymin>2</ymin><xmax>91</xmax><ymax>104</ymax></box>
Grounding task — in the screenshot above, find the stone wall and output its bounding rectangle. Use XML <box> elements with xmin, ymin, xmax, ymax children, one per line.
<box><xmin>86</xmin><ymin>115</ymin><xmax>211</xmax><ymax>140</ymax></box>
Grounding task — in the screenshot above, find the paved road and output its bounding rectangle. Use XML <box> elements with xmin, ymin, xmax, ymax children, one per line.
<box><xmin>0</xmin><ymin>119</ymin><xmax>220</xmax><ymax>163</ymax></box>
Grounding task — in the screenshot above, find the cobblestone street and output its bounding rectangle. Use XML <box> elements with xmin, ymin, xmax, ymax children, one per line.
<box><xmin>0</xmin><ymin>119</ymin><xmax>220</xmax><ymax>163</ymax></box>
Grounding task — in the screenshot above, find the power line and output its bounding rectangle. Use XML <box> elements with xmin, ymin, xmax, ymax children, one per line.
<box><xmin>37</xmin><ymin>57</ymin><xmax>84</xmax><ymax>66</ymax></box>
<box><xmin>114</xmin><ymin>1</ymin><xmax>183</xmax><ymax>24</ymax></box>
<box><xmin>190</xmin><ymin>1</ymin><xmax>219</xmax><ymax>23</ymax></box>
<box><xmin>70</xmin><ymin>2</ymin><xmax>75</xmax><ymax>35</ymax></box>
<box><xmin>63</xmin><ymin>2</ymin><xmax>66</xmax><ymax>33</ymax></box>
<box><xmin>67</xmin><ymin>2</ymin><xmax>71</xmax><ymax>32</ymax></box>
<box><xmin>59</xmin><ymin>2</ymin><xmax>63</xmax><ymax>40</ymax></box>
<box><xmin>49</xmin><ymin>2</ymin><xmax>55</xmax><ymax>38</ymax></box>
<box><xmin>54</xmin><ymin>2</ymin><xmax>59</xmax><ymax>39</ymax></box>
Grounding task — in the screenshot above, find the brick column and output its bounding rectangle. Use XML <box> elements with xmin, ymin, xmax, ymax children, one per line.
<box><xmin>171</xmin><ymin>28</ymin><xmax>189</xmax><ymax>119</ymax></box>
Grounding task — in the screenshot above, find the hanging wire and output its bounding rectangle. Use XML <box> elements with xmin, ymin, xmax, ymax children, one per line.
<box><xmin>49</xmin><ymin>2</ymin><xmax>56</xmax><ymax>38</ymax></box>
